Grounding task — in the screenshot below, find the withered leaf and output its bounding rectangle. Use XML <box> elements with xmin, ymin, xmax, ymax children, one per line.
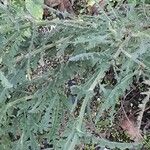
<box><xmin>44</xmin><ymin>0</ymin><xmax>74</xmax><ymax>13</ymax></box>
<box><xmin>120</xmin><ymin>116</ymin><xmax>143</xmax><ymax>142</ymax></box>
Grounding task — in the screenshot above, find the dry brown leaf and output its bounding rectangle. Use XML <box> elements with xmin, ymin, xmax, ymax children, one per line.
<box><xmin>44</xmin><ymin>0</ymin><xmax>74</xmax><ymax>13</ymax></box>
<box><xmin>120</xmin><ymin>115</ymin><xmax>143</xmax><ymax>142</ymax></box>
<box><xmin>60</xmin><ymin>0</ymin><xmax>74</xmax><ymax>13</ymax></box>
<box><xmin>44</xmin><ymin>0</ymin><xmax>61</xmax><ymax>7</ymax></box>
<box><xmin>88</xmin><ymin>0</ymin><xmax>107</xmax><ymax>15</ymax></box>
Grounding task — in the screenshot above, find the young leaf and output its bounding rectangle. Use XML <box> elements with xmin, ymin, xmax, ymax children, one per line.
<box><xmin>25</xmin><ymin>0</ymin><xmax>43</xmax><ymax>20</ymax></box>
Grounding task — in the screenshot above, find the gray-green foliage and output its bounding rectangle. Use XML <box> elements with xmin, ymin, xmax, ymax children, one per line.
<box><xmin>0</xmin><ymin>1</ymin><xmax>150</xmax><ymax>150</ymax></box>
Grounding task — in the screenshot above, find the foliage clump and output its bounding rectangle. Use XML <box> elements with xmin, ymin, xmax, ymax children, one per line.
<box><xmin>0</xmin><ymin>0</ymin><xmax>150</xmax><ymax>149</ymax></box>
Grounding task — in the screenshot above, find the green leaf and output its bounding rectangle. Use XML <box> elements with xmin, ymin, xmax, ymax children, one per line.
<box><xmin>25</xmin><ymin>0</ymin><xmax>43</xmax><ymax>20</ymax></box>
<box><xmin>0</xmin><ymin>71</ymin><xmax>13</xmax><ymax>88</ymax></box>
